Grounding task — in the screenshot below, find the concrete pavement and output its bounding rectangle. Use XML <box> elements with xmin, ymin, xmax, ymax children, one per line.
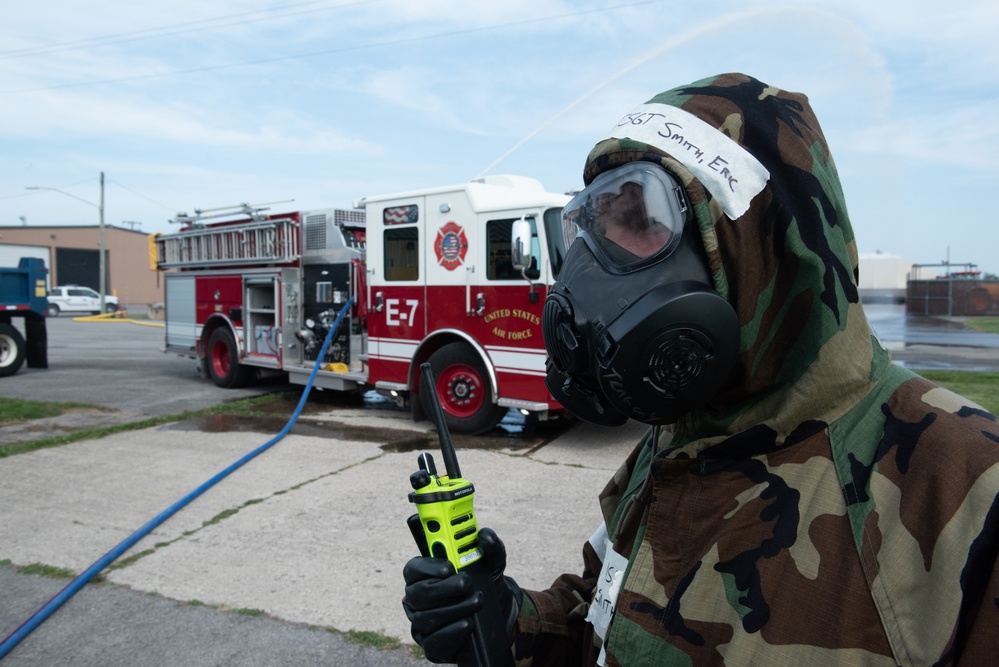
<box><xmin>0</xmin><ymin>395</ymin><xmax>648</xmax><ymax>665</ymax></box>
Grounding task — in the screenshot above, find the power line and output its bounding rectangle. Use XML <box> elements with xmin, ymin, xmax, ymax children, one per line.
<box><xmin>107</xmin><ymin>179</ymin><xmax>177</xmax><ymax>213</ymax></box>
<box><xmin>0</xmin><ymin>191</ymin><xmax>47</xmax><ymax>201</ymax></box>
<box><xmin>0</xmin><ymin>0</ymin><xmax>385</xmax><ymax>60</ymax></box>
<box><xmin>5</xmin><ymin>177</ymin><xmax>100</xmax><ymax>200</ymax></box>
<box><xmin>0</xmin><ymin>0</ymin><xmax>667</xmax><ymax>96</ymax></box>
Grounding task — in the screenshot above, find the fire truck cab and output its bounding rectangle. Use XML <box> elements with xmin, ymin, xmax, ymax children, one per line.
<box><xmin>153</xmin><ymin>175</ymin><xmax>571</xmax><ymax>434</ymax></box>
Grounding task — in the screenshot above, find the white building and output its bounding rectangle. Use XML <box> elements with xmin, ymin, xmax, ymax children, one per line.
<box><xmin>858</xmin><ymin>251</ymin><xmax>913</xmax><ymax>303</ymax></box>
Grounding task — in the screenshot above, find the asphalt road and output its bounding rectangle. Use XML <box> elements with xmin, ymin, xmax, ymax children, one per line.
<box><xmin>7</xmin><ymin>305</ymin><xmax>996</xmax><ymax>412</ymax></box>
<box><xmin>1</xmin><ymin>315</ymin><xmax>291</xmax><ymax>415</ymax></box>
<box><xmin>866</xmin><ymin>303</ymin><xmax>999</xmax><ymax>350</ymax></box>
<box><xmin>865</xmin><ymin>303</ymin><xmax>999</xmax><ymax>372</ymax></box>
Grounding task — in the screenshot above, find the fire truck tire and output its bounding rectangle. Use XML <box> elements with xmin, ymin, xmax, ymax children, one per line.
<box><xmin>206</xmin><ymin>328</ymin><xmax>252</xmax><ymax>388</ymax></box>
<box><xmin>0</xmin><ymin>323</ymin><xmax>26</xmax><ymax>377</ymax></box>
<box><xmin>426</xmin><ymin>342</ymin><xmax>506</xmax><ymax>435</ymax></box>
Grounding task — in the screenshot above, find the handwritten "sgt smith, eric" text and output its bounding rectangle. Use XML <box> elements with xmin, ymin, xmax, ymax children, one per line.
<box><xmin>615</xmin><ymin>112</ymin><xmax>740</xmax><ymax>193</ymax></box>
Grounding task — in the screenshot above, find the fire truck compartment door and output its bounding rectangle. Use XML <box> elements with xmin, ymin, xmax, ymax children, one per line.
<box><xmin>425</xmin><ymin>192</ymin><xmax>478</xmax><ymax>312</ymax></box>
<box><xmin>165</xmin><ymin>275</ymin><xmax>197</xmax><ymax>352</ymax></box>
<box><xmin>367</xmin><ymin>196</ymin><xmax>428</xmax><ymax>352</ymax></box>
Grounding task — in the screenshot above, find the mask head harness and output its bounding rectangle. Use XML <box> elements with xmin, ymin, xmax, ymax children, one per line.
<box><xmin>542</xmin><ymin>161</ymin><xmax>739</xmax><ymax>426</ymax></box>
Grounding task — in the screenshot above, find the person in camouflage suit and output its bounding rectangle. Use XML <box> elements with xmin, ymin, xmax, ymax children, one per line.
<box><xmin>404</xmin><ymin>73</ymin><xmax>999</xmax><ymax>666</ymax></box>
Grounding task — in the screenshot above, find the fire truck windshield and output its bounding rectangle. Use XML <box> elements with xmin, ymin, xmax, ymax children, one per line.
<box><xmin>545</xmin><ymin>207</ymin><xmax>569</xmax><ymax>279</ymax></box>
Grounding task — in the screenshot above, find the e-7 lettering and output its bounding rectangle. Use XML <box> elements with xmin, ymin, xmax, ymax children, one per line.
<box><xmin>386</xmin><ymin>298</ymin><xmax>419</xmax><ymax>326</ymax></box>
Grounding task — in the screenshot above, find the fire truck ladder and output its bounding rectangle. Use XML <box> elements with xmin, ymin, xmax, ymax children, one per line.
<box><xmin>156</xmin><ymin>216</ymin><xmax>300</xmax><ymax>269</ymax></box>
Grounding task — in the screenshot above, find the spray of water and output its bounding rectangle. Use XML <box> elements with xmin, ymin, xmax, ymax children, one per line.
<box><xmin>474</xmin><ymin>6</ymin><xmax>869</xmax><ymax>179</ymax></box>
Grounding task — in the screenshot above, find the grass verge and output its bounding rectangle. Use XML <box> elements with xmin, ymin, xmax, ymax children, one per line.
<box><xmin>342</xmin><ymin>629</ymin><xmax>402</xmax><ymax>651</ymax></box>
<box><xmin>0</xmin><ymin>559</ymin><xmax>77</xmax><ymax>579</ymax></box>
<box><xmin>0</xmin><ymin>397</ymin><xmax>99</xmax><ymax>425</ymax></box>
<box><xmin>964</xmin><ymin>317</ymin><xmax>999</xmax><ymax>335</ymax></box>
<box><xmin>0</xmin><ymin>393</ymin><xmax>297</xmax><ymax>459</ymax></box>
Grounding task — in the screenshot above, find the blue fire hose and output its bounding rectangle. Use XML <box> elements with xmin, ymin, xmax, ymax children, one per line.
<box><xmin>0</xmin><ymin>298</ymin><xmax>354</xmax><ymax>660</ymax></box>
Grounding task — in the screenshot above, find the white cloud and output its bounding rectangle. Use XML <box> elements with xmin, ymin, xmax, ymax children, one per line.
<box><xmin>0</xmin><ymin>85</ymin><xmax>379</xmax><ymax>156</ymax></box>
<box><xmin>841</xmin><ymin>100</ymin><xmax>999</xmax><ymax>169</ymax></box>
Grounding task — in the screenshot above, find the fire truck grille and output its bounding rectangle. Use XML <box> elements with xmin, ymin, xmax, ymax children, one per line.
<box><xmin>305</xmin><ymin>215</ymin><xmax>327</xmax><ymax>250</ymax></box>
<box><xmin>334</xmin><ymin>209</ymin><xmax>366</xmax><ymax>226</ymax></box>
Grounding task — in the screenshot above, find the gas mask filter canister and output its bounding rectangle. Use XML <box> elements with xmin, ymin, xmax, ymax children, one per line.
<box><xmin>542</xmin><ymin>162</ymin><xmax>739</xmax><ymax>426</ymax></box>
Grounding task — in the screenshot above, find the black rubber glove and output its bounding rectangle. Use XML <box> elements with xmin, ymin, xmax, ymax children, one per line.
<box><xmin>477</xmin><ymin>528</ymin><xmax>523</xmax><ymax>639</ymax></box>
<box><xmin>403</xmin><ymin>528</ymin><xmax>522</xmax><ymax>664</ymax></box>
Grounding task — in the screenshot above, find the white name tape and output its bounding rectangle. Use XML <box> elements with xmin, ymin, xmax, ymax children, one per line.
<box><xmin>586</xmin><ymin>537</ymin><xmax>630</xmax><ymax>666</ymax></box>
<box><xmin>604</xmin><ymin>103</ymin><xmax>770</xmax><ymax>220</ymax></box>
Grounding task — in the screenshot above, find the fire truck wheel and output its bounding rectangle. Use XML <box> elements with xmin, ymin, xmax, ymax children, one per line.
<box><xmin>0</xmin><ymin>323</ymin><xmax>26</xmax><ymax>377</ymax></box>
<box><xmin>426</xmin><ymin>342</ymin><xmax>506</xmax><ymax>435</ymax></box>
<box><xmin>206</xmin><ymin>327</ymin><xmax>252</xmax><ymax>388</ymax></box>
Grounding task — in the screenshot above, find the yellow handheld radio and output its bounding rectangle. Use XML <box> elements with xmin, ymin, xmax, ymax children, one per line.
<box><xmin>407</xmin><ymin>362</ymin><xmax>514</xmax><ymax>667</ymax></box>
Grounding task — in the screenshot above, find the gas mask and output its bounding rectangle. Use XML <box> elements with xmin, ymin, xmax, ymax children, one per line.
<box><xmin>542</xmin><ymin>162</ymin><xmax>739</xmax><ymax>426</ymax></box>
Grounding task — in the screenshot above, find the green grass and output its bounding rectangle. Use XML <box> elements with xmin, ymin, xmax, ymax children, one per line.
<box><xmin>918</xmin><ymin>370</ymin><xmax>999</xmax><ymax>414</ymax></box>
<box><xmin>1</xmin><ymin>559</ymin><xmax>77</xmax><ymax>579</ymax></box>
<box><xmin>0</xmin><ymin>397</ymin><xmax>97</xmax><ymax>425</ymax></box>
<box><xmin>202</xmin><ymin>498</ymin><xmax>265</xmax><ymax>527</ymax></box>
<box><xmin>232</xmin><ymin>607</ymin><xmax>266</xmax><ymax>617</ymax></box>
<box><xmin>16</xmin><ymin>562</ymin><xmax>77</xmax><ymax>579</ymax></box>
<box><xmin>965</xmin><ymin>317</ymin><xmax>999</xmax><ymax>334</ymax></box>
<box><xmin>0</xmin><ymin>393</ymin><xmax>295</xmax><ymax>459</ymax></box>
<box><xmin>108</xmin><ymin>549</ymin><xmax>156</xmax><ymax>570</ymax></box>
<box><xmin>342</xmin><ymin>630</ymin><xmax>401</xmax><ymax>651</ymax></box>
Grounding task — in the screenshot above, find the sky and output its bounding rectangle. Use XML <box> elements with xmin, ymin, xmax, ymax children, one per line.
<box><xmin>1</xmin><ymin>0</ymin><xmax>997</xmax><ymax>274</ymax></box>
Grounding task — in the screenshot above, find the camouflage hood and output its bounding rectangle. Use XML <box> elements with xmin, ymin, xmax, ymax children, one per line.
<box><xmin>582</xmin><ymin>73</ymin><xmax>888</xmax><ymax>444</ymax></box>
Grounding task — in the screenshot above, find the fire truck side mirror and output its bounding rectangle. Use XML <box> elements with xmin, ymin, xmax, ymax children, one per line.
<box><xmin>511</xmin><ymin>218</ymin><xmax>532</xmax><ymax>271</ymax></box>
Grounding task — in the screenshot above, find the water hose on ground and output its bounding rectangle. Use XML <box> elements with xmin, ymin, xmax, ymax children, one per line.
<box><xmin>0</xmin><ymin>298</ymin><xmax>354</xmax><ymax>660</ymax></box>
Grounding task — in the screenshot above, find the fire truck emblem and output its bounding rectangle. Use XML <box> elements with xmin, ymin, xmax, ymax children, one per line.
<box><xmin>434</xmin><ymin>221</ymin><xmax>468</xmax><ymax>271</ymax></box>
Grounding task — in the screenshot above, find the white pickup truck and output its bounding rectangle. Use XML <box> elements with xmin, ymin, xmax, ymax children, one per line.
<box><xmin>47</xmin><ymin>285</ymin><xmax>119</xmax><ymax>316</ymax></box>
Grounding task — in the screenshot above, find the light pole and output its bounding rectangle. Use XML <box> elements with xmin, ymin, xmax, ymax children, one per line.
<box><xmin>26</xmin><ymin>172</ymin><xmax>107</xmax><ymax>312</ymax></box>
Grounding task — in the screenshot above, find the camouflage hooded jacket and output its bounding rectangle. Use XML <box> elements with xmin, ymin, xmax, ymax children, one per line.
<box><xmin>513</xmin><ymin>73</ymin><xmax>999</xmax><ymax>666</ymax></box>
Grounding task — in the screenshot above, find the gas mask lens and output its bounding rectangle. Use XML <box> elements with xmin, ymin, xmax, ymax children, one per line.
<box><xmin>562</xmin><ymin>162</ymin><xmax>690</xmax><ymax>271</ymax></box>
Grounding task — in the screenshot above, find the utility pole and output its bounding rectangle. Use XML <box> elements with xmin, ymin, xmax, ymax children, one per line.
<box><xmin>99</xmin><ymin>172</ymin><xmax>106</xmax><ymax>313</ymax></box>
<box><xmin>26</xmin><ymin>174</ymin><xmax>107</xmax><ymax>311</ymax></box>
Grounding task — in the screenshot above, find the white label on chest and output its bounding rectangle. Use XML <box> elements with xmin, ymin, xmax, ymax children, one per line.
<box><xmin>586</xmin><ymin>537</ymin><xmax>630</xmax><ymax>666</ymax></box>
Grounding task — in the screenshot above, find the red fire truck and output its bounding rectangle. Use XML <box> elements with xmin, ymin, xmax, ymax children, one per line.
<box><xmin>152</xmin><ymin>175</ymin><xmax>571</xmax><ymax>434</ymax></box>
